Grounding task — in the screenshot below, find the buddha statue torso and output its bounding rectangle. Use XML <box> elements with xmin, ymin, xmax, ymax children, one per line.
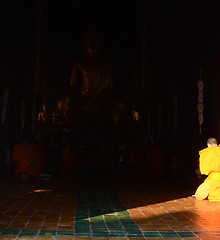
<box><xmin>70</xmin><ymin>59</ymin><xmax>113</xmax><ymax>99</ymax></box>
<box><xmin>67</xmin><ymin>30</ymin><xmax>113</xmax><ymax>102</ymax></box>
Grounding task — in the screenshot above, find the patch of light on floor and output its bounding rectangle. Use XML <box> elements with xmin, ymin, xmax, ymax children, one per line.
<box><xmin>29</xmin><ymin>189</ymin><xmax>52</xmax><ymax>193</ymax></box>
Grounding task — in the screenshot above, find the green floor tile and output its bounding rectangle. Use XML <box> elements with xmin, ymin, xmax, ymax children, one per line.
<box><xmin>74</xmin><ymin>223</ymin><xmax>90</xmax><ymax>227</ymax></box>
<box><xmin>20</xmin><ymin>230</ymin><xmax>39</xmax><ymax>235</ymax></box>
<box><xmin>74</xmin><ymin>223</ymin><xmax>91</xmax><ymax>228</ymax></box>
<box><xmin>90</xmin><ymin>215</ymin><xmax>104</xmax><ymax>221</ymax></box>
<box><xmin>90</xmin><ymin>219</ymin><xmax>105</xmax><ymax>223</ymax></box>
<box><xmin>107</xmin><ymin>222</ymin><xmax>123</xmax><ymax>226</ymax></box>
<box><xmin>74</xmin><ymin>228</ymin><xmax>91</xmax><ymax>232</ymax></box>
<box><xmin>105</xmin><ymin>220</ymin><xmax>119</xmax><ymax>224</ymax></box>
<box><xmin>74</xmin><ymin>225</ymin><xmax>91</xmax><ymax>229</ymax></box>
<box><xmin>74</xmin><ymin>225</ymin><xmax>90</xmax><ymax>229</ymax></box>
<box><xmin>1</xmin><ymin>229</ymin><xmax>20</xmax><ymax>235</ymax></box>
<box><xmin>109</xmin><ymin>232</ymin><xmax>126</xmax><ymax>236</ymax></box>
<box><xmin>74</xmin><ymin>226</ymin><xmax>90</xmax><ymax>231</ymax></box>
<box><xmin>75</xmin><ymin>233</ymin><xmax>91</xmax><ymax>237</ymax></box>
<box><xmin>117</xmin><ymin>210</ymin><xmax>130</xmax><ymax>215</ymax></box>
<box><xmin>119</xmin><ymin>216</ymin><xmax>133</xmax><ymax>220</ymax></box>
<box><xmin>57</xmin><ymin>230</ymin><xmax>74</xmax><ymax>236</ymax></box>
<box><xmin>143</xmin><ymin>231</ymin><xmax>161</xmax><ymax>237</ymax></box>
<box><xmin>126</xmin><ymin>230</ymin><xmax>142</xmax><ymax>234</ymax></box>
<box><xmin>91</xmin><ymin>227</ymin><xmax>107</xmax><ymax>231</ymax></box>
<box><xmin>109</xmin><ymin>233</ymin><xmax>127</xmax><ymax>237</ymax></box>
<box><xmin>75</xmin><ymin>183</ymin><xmax>142</xmax><ymax>238</ymax></box>
<box><xmin>91</xmin><ymin>233</ymin><xmax>109</xmax><ymax>237</ymax></box>
<box><xmin>104</xmin><ymin>216</ymin><xmax>118</xmax><ymax>219</ymax></box>
<box><xmin>108</xmin><ymin>226</ymin><xmax>124</xmax><ymax>229</ymax></box>
<box><xmin>106</xmin><ymin>218</ymin><xmax>118</xmax><ymax>222</ymax></box>
<box><xmin>105</xmin><ymin>220</ymin><xmax>120</xmax><ymax>224</ymax></box>
<box><xmin>75</xmin><ymin>219</ymin><xmax>90</xmax><ymax>223</ymax></box>
<box><xmin>92</xmin><ymin>229</ymin><xmax>109</xmax><ymax>233</ymax></box>
<box><xmin>39</xmin><ymin>230</ymin><xmax>57</xmax><ymax>236</ymax></box>
<box><xmin>90</xmin><ymin>223</ymin><xmax>106</xmax><ymax>227</ymax></box>
<box><xmin>177</xmin><ymin>231</ymin><xmax>197</xmax><ymax>238</ymax></box>
<box><xmin>117</xmin><ymin>214</ymin><xmax>131</xmax><ymax>218</ymax></box>
<box><xmin>120</xmin><ymin>220</ymin><xmax>136</xmax><ymax>225</ymax></box>
<box><xmin>160</xmin><ymin>231</ymin><xmax>179</xmax><ymax>238</ymax></box>
<box><xmin>123</xmin><ymin>225</ymin><xmax>139</xmax><ymax>229</ymax></box>
<box><xmin>104</xmin><ymin>213</ymin><xmax>118</xmax><ymax>217</ymax></box>
<box><xmin>127</xmin><ymin>234</ymin><xmax>144</xmax><ymax>238</ymax></box>
<box><xmin>74</xmin><ymin>229</ymin><xmax>91</xmax><ymax>233</ymax></box>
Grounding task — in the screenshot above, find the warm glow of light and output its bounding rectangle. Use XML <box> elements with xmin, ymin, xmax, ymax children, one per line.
<box><xmin>83</xmin><ymin>198</ymin><xmax>189</xmax><ymax>222</ymax></box>
<box><xmin>29</xmin><ymin>189</ymin><xmax>52</xmax><ymax>193</ymax></box>
<box><xmin>126</xmin><ymin>197</ymin><xmax>195</xmax><ymax>218</ymax></box>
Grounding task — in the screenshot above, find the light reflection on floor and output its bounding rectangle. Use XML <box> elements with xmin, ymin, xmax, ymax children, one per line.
<box><xmin>0</xmin><ymin>173</ymin><xmax>219</xmax><ymax>239</ymax></box>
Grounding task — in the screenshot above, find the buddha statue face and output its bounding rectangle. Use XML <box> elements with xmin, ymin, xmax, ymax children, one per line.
<box><xmin>83</xmin><ymin>32</ymin><xmax>102</xmax><ymax>57</ymax></box>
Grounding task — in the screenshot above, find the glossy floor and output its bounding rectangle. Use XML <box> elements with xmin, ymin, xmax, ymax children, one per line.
<box><xmin>0</xmin><ymin>172</ymin><xmax>219</xmax><ymax>240</ymax></box>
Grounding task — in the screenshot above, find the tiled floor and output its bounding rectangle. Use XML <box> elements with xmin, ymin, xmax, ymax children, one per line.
<box><xmin>0</xmin><ymin>171</ymin><xmax>219</xmax><ymax>239</ymax></box>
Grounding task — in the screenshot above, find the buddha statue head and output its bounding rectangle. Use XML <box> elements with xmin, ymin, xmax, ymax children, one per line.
<box><xmin>83</xmin><ymin>27</ymin><xmax>102</xmax><ymax>57</ymax></box>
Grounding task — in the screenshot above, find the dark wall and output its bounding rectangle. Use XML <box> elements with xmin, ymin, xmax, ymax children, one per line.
<box><xmin>142</xmin><ymin>0</ymin><xmax>216</xmax><ymax>175</ymax></box>
<box><xmin>212</xmin><ymin>0</ymin><xmax>220</xmax><ymax>140</ymax></box>
<box><xmin>0</xmin><ymin>0</ymin><xmax>218</xmax><ymax>177</ymax></box>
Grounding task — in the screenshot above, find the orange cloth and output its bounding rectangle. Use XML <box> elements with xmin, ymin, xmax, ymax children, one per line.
<box><xmin>195</xmin><ymin>178</ymin><xmax>210</xmax><ymax>200</ymax></box>
<box><xmin>12</xmin><ymin>144</ymin><xmax>40</xmax><ymax>178</ymax></box>
<box><xmin>195</xmin><ymin>146</ymin><xmax>220</xmax><ymax>202</ymax></box>
<box><xmin>199</xmin><ymin>146</ymin><xmax>220</xmax><ymax>174</ymax></box>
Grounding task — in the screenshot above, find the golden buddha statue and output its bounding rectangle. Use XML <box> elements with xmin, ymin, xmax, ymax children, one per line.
<box><xmin>65</xmin><ymin>29</ymin><xmax>113</xmax><ymax>106</ymax></box>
